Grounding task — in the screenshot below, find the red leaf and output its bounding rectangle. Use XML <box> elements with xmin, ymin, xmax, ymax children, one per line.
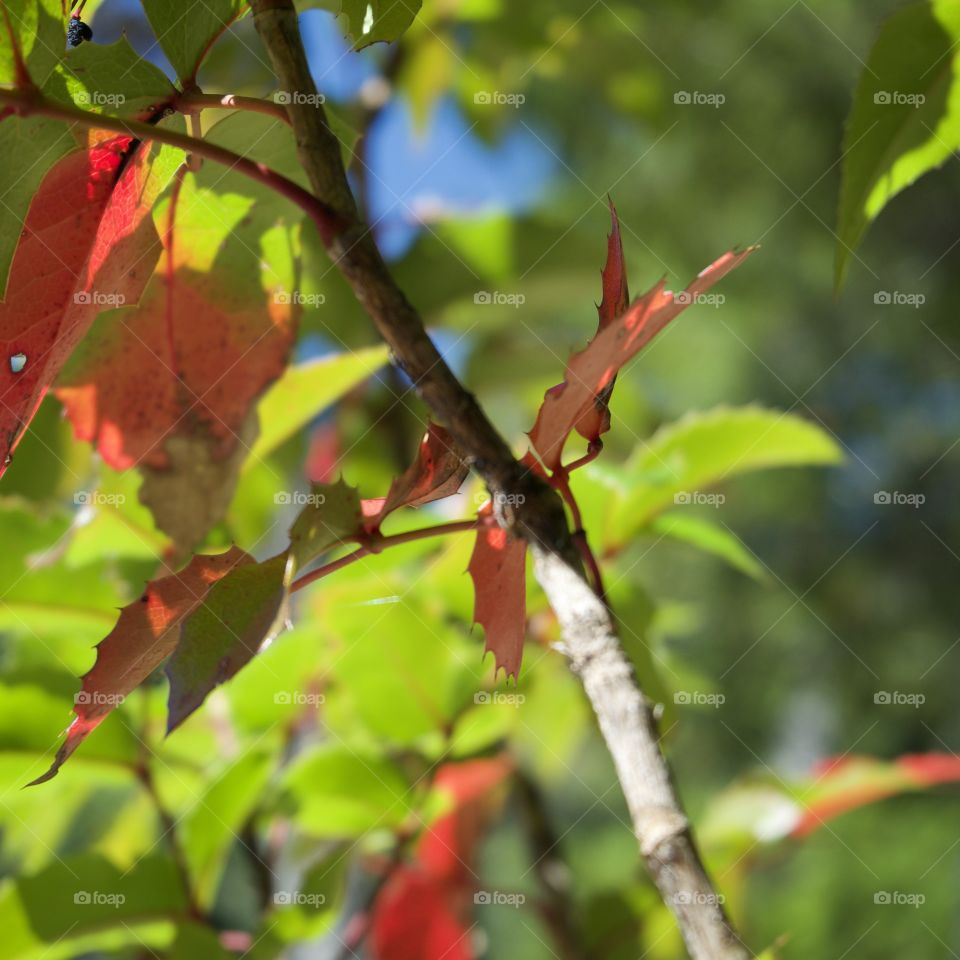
<box><xmin>791</xmin><ymin>752</ymin><xmax>960</xmax><ymax>837</ymax></box>
<box><xmin>371</xmin><ymin>871</ymin><xmax>473</xmax><ymax>960</ymax></box>
<box><xmin>468</xmin><ymin>505</ymin><xmax>527</xmax><ymax>679</ymax></box>
<box><xmin>419</xmin><ymin>757</ymin><xmax>513</xmax><ymax>880</ymax></box>
<box><xmin>574</xmin><ymin>199</ymin><xmax>630</xmax><ymax>444</ymax></box>
<box><xmin>54</xmin><ymin>190</ymin><xmax>296</xmax><ymax>471</ymax></box>
<box><xmin>0</xmin><ymin>135</ymin><xmax>164</xmax><ymax>474</ymax></box>
<box><xmin>528</xmin><ymin>246</ymin><xmax>755</xmax><ymax>473</ymax></box>
<box><xmin>371</xmin><ymin>758</ymin><xmax>512</xmax><ymax>960</ymax></box>
<box><xmin>363</xmin><ymin>423</ymin><xmax>468</xmax><ymax>530</ymax></box>
<box><xmin>30</xmin><ymin>546</ymin><xmax>252</xmax><ymax>784</ymax></box>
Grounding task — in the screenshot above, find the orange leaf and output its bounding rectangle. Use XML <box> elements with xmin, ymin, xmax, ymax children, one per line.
<box><xmin>468</xmin><ymin>505</ymin><xmax>527</xmax><ymax>679</ymax></box>
<box><xmin>574</xmin><ymin>198</ymin><xmax>630</xmax><ymax>444</ymax></box>
<box><xmin>363</xmin><ymin>423</ymin><xmax>468</xmax><ymax>530</ymax></box>
<box><xmin>30</xmin><ymin>546</ymin><xmax>252</xmax><ymax>784</ymax></box>
<box><xmin>529</xmin><ymin>246</ymin><xmax>755</xmax><ymax>473</ymax></box>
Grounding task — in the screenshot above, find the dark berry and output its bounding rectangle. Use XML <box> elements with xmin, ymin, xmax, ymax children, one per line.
<box><xmin>67</xmin><ymin>17</ymin><xmax>93</xmax><ymax>47</ymax></box>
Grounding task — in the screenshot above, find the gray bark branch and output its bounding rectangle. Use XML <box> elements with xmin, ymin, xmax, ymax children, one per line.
<box><xmin>249</xmin><ymin>5</ymin><xmax>752</xmax><ymax>957</ymax></box>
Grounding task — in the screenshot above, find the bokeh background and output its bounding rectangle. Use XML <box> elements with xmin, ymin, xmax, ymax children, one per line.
<box><xmin>2</xmin><ymin>1</ymin><xmax>959</xmax><ymax>958</ymax></box>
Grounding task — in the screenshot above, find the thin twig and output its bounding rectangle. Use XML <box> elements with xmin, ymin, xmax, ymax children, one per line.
<box><xmin>0</xmin><ymin>86</ymin><xmax>344</xmax><ymax>243</ymax></box>
<box><xmin>289</xmin><ymin>518</ymin><xmax>480</xmax><ymax>593</ymax></box>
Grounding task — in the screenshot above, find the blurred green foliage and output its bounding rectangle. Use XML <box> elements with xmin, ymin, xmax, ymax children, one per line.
<box><xmin>2</xmin><ymin>0</ymin><xmax>960</xmax><ymax>958</ymax></box>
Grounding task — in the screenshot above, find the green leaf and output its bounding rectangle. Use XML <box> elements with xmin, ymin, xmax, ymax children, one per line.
<box><xmin>279</xmin><ymin>743</ymin><xmax>413</xmax><ymax>836</ymax></box>
<box><xmin>180</xmin><ymin>751</ymin><xmax>274</xmax><ymax>908</ymax></box>
<box><xmin>607</xmin><ymin>406</ymin><xmax>842</xmax><ymax>546</ymax></box>
<box><xmin>305</xmin><ymin>0</ymin><xmax>423</xmax><ymax>48</ymax></box>
<box><xmin>650</xmin><ymin>512</ymin><xmax>767</xmax><ymax>580</ymax></box>
<box><xmin>165</xmin><ymin>554</ymin><xmax>289</xmax><ymax>732</ymax></box>
<box><xmin>169</xmin><ymin>924</ymin><xmax>237</xmax><ymax>960</ymax></box>
<box><xmin>0</xmin><ymin>499</ymin><xmax>121</xmax><ymax>643</ymax></box>
<box><xmin>266</xmin><ymin>853</ymin><xmax>346</xmax><ymax>943</ymax></box>
<box><xmin>288</xmin><ymin>478</ymin><xmax>363</xmax><ymax>570</ymax></box>
<box><xmin>0</xmin><ymin>853</ymin><xmax>185</xmax><ymax>960</ymax></box>
<box><xmin>0</xmin><ymin>0</ymin><xmax>64</xmax><ymax>86</ymax></box>
<box><xmin>249</xmin><ymin>346</ymin><xmax>388</xmax><ymax>463</ymax></box>
<box><xmin>0</xmin><ymin>682</ymin><xmax>137</xmax><ymax>786</ymax></box>
<box><xmin>141</xmin><ymin>0</ymin><xmax>247</xmax><ymax>84</ymax></box>
<box><xmin>0</xmin><ymin>119</ymin><xmax>75</xmax><ymax>299</ymax></box>
<box><xmin>322</xmin><ymin>568</ymin><xmax>485</xmax><ymax>746</ymax></box>
<box><xmin>45</xmin><ymin>37</ymin><xmax>175</xmax><ymax>117</ymax></box>
<box><xmin>836</xmin><ymin>0</ymin><xmax>960</xmax><ymax>286</ymax></box>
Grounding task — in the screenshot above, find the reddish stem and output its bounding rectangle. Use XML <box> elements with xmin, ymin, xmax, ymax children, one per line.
<box><xmin>0</xmin><ymin>86</ymin><xmax>345</xmax><ymax>244</ymax></box>
<box><xmin>289</xmin><ymin>518</ymin><xmax>480</xmax><ymax>594</ymax></box>
<box><xmin>175</xmin><ymin>91</ymin><xmax>292</xmax><ymax>125</ymax></box>
<box><xmin>551</xmin><ymin>468</ymin><xmax>607</xmax><ymax>604</ymax></box>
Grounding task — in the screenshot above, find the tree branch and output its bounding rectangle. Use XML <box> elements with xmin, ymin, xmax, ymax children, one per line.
<box><xmin>248</xmin><ymin>5</ymin><xmax>751</xmax><ymax>957</ymax></box>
